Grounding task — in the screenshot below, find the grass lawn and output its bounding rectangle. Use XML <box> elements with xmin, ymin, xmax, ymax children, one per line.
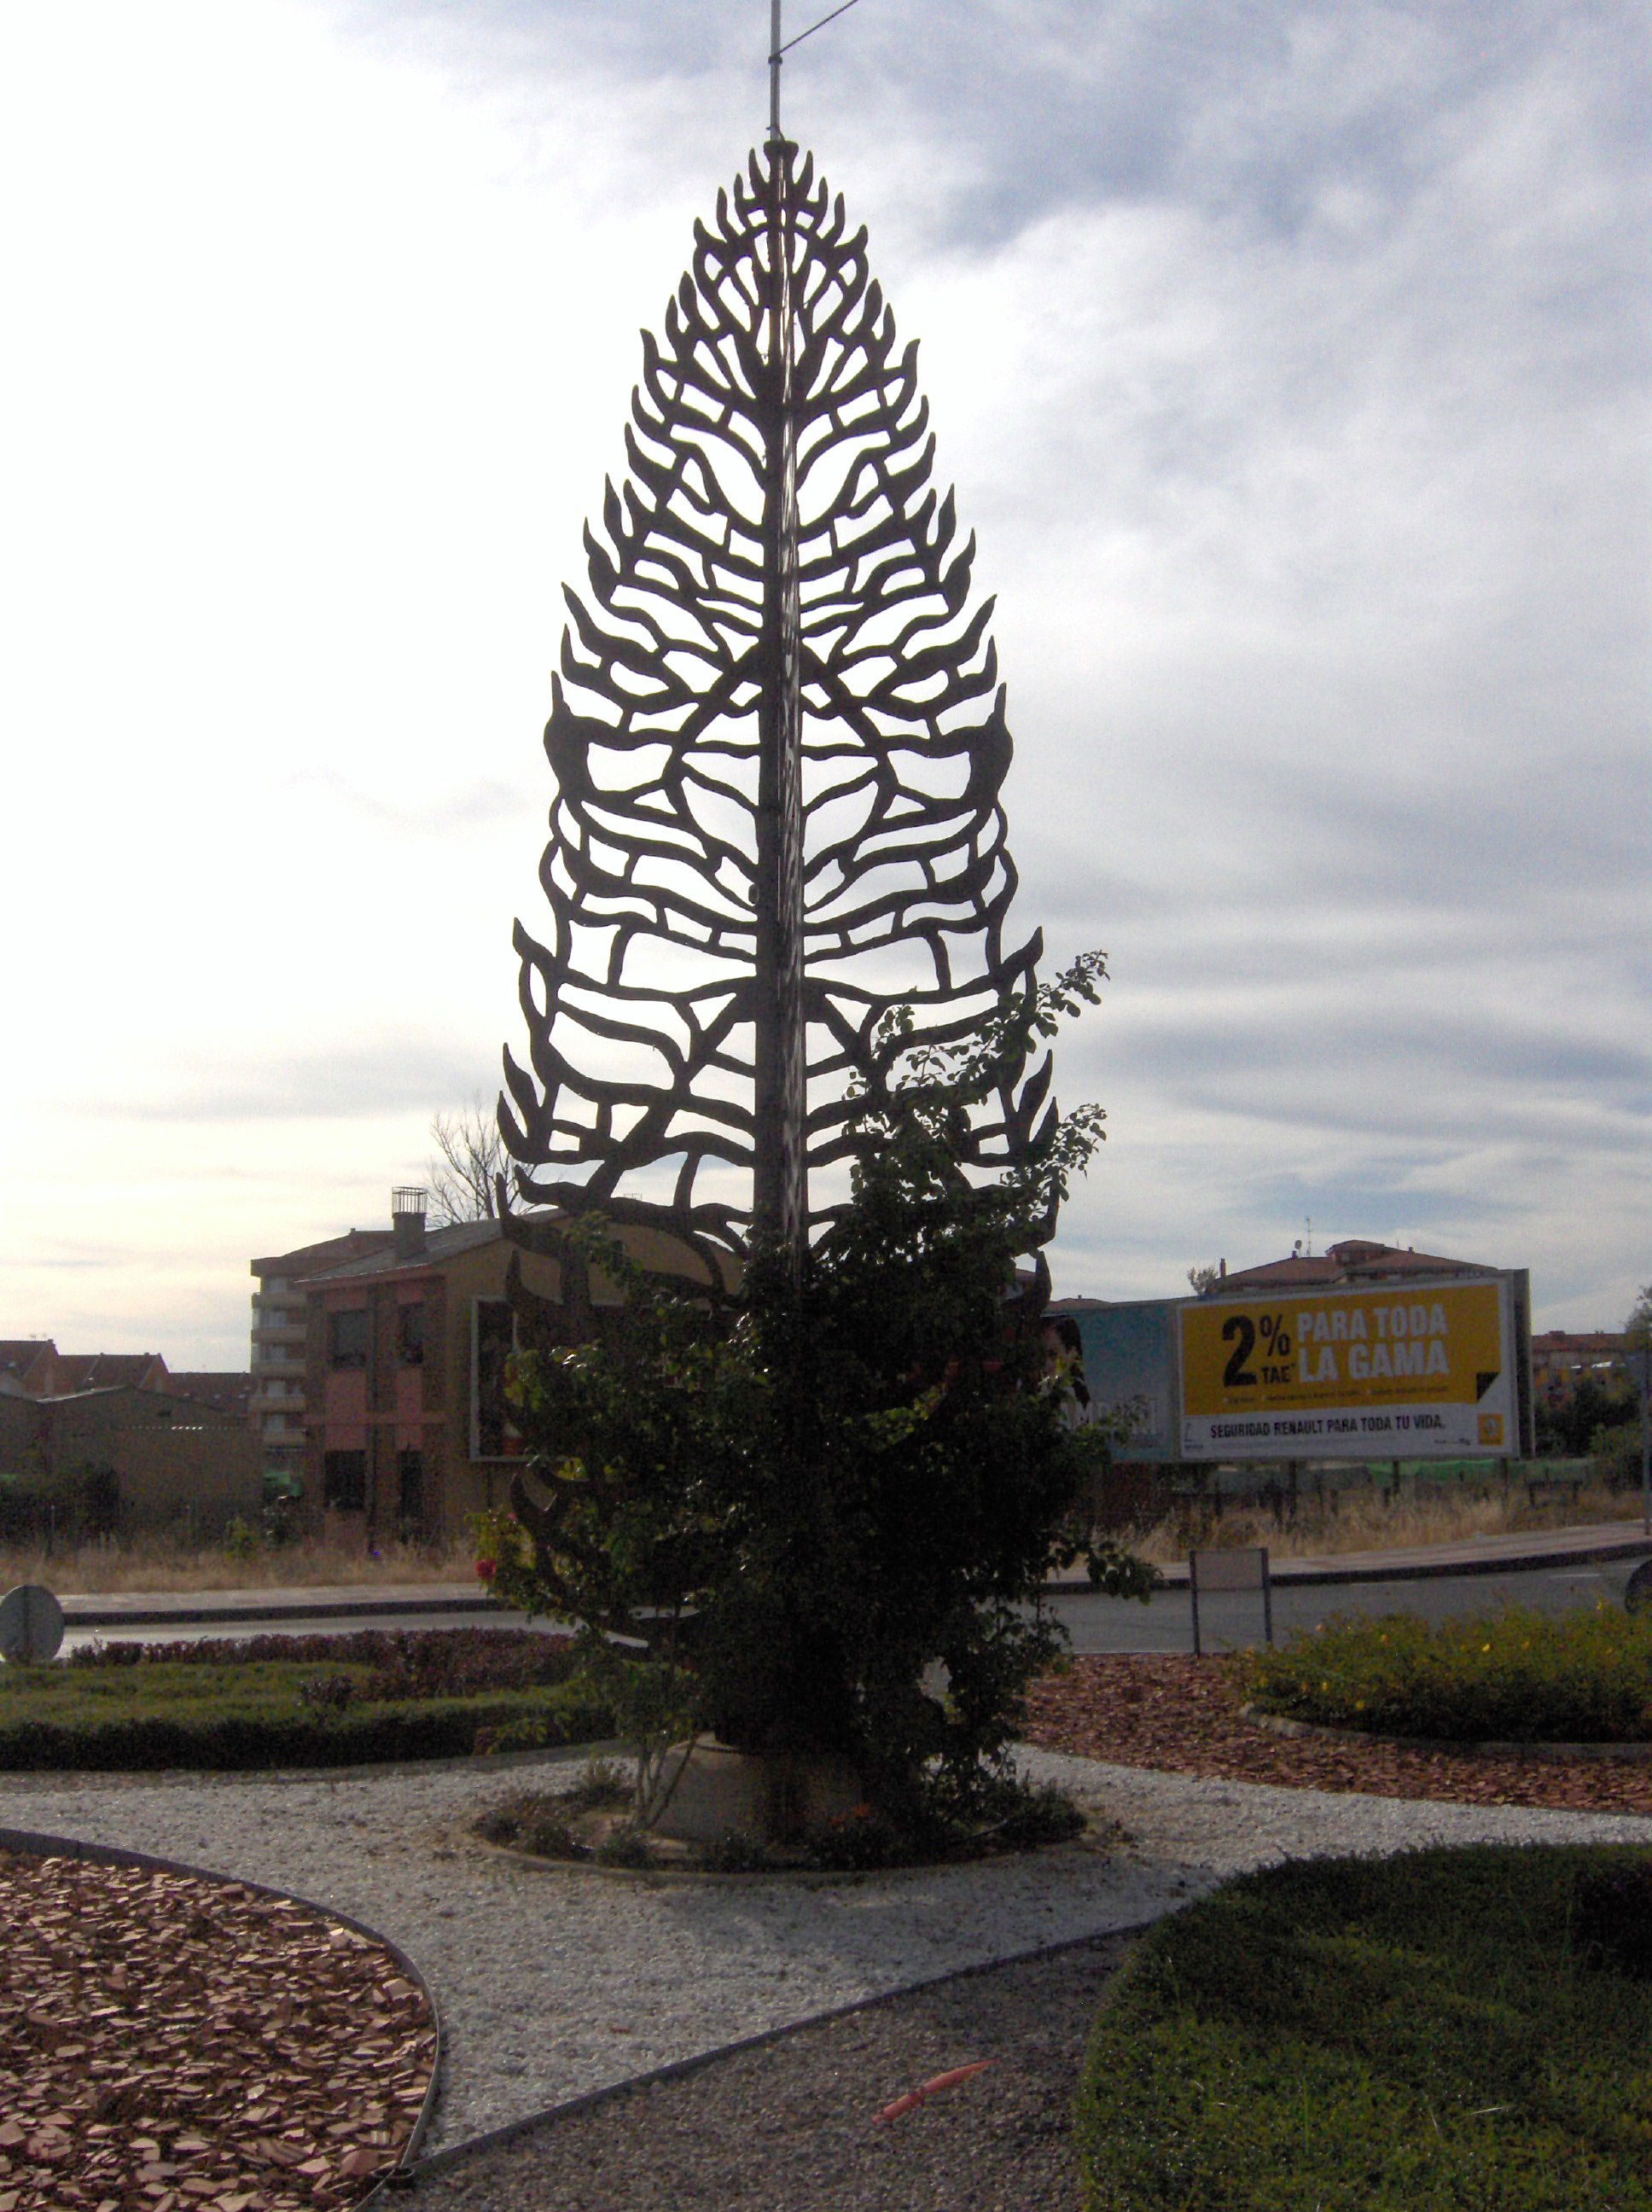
<box><xmin>0</xmin><ymin>1630</ymin><xmax>615</xmax><ymax>1770</ymax></box>
<box><xmin>1079</xmin><ymin>1842</ymin><xmax>1652</xmax><ymax>2210</ymax></box>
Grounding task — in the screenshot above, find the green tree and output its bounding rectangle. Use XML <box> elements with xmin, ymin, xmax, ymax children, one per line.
<box><xmin>474</xmin><ymin>955</ymin><xmax>1160</xmax><ymax>1836</ymax></box>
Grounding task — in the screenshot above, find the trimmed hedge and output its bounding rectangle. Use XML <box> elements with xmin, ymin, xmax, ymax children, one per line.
<box><xmin>1230</xmin><ymin>1598</ymin><xmax>1652</xmax><ymax>1743</ymax></box>
<box><xmin>0</xmin><ymin>1682</ymin><xmax>616</xmax><ymax>1773</ymax></box>
<box><xmin>1077</xmin><ymin>1842</ymin><xmax>1652</xmax><ymax>2211</ymax></box>
<box><xmin>0</xmin><ymin>1628</ymin><xmax>615</xmax><ymax>1771</ymax></box>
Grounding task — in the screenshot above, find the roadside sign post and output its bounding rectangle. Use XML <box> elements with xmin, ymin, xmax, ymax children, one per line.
<box><xmin>1189</xmin><ymin>1547</ymin><xmax>1273</xmax><ymax>1659</ymax></box>
<box><xmin>1639</xmin><ymin>1336</ymin><xmax>1649</xmax><ymax>1540</ymax></box>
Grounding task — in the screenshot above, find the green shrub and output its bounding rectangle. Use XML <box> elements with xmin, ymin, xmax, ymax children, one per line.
<box><xmin>222</xmin><ymin>1516</ymin><xmax>260</xmax><ymax>1561</ymax></box>
<box><xmin>474</xmin><ymin>1790</ymin><xmax>591</xmax><ymax>1860</ymax></box>
<box><xmin>991</xmin><ymin>1778</ymin><xmax>1087</xmax><ymax>1848</ymax></box>
<box><xmin>1077</xmin><ymin>1843</ymin><xmax>1652</xmax><ymax>2211</ymax></box>
<box><xmin>594</xmin><ymin>1824</ymin><xmax>655</xmax><ymax>1870</ymax></box>
<box><xmin>1230</xmin><ymin>1599</ymin><xmax>1652</xmax><ymax>1742</ymax></box>
<box><xmin>296</xmin><ymin>1672</ymin><xmax>357</xmax><ymax>1714</ymax></box>
<box><xmin>701</xmin><ymin>1830</ymin><xmax>778</xmax><ymax>1873</ymax></box>
<box><xmin>558</xmin><ymin>1755</ymin><xmax>632</xmax><ymax>1813</ymax></box>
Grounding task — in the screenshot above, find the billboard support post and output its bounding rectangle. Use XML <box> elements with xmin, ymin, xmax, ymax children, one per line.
<box><xmin>1639</xmin><ymin>1336</ymin><xmax>1649</xmax><ymax>1540</ymax></box>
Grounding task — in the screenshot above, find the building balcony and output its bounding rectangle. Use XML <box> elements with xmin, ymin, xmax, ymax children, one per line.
<box><xmin>250</xmin><ymin>1386</ymin><xmax>306</xmax><ymax>1415</ymax></box>
<box><xmin>252</xmin><ymin>1319</ymin><xmax>307</xmax><ymax>1347</ymax></box>
<box><xmin>253</xmin><ymin>1349</ymin><xmax>305</xmax><ymax>1377</ymax></box>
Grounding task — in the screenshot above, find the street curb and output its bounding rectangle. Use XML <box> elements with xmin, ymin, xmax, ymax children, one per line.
<box><xmin>47</xmin><ymin>1529</ymin><xmax>1652</xmax><ymax>1627</ymax></box>
<box><xmin>60</xmin><ymin>1593</ymin><xmax>510</xmax><ymax>1629</ymax></box>
<box><xmin>1049</xmin><ymin>1531</ymin><xmax>1652</xmax><ymax>1594</ymax></box>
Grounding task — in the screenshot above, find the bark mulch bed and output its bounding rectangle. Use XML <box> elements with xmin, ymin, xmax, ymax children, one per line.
<box><xmin>0</xmin><ymin>1847</ymin><xmax>434</xmax><ymax>2212</ymax></box>
<box><xmin>1021</xmin><ymin>1653</ymin><xmax>1652</xmax><ymax>1815</ymax></box>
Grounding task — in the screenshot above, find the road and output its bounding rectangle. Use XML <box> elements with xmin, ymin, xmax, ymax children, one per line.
<box><xmin>1047</xmin><ymin>1555</ymin><xmax>1641</xmax><ymax>1655</ymax></box>
<box><xmin>51</xmin><ymin>1551</ymin><xmax>1648</xmax><ymax>1660</ymax></box>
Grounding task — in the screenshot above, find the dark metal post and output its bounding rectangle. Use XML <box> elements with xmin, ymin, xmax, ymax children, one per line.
<box><xmin>1190</xmin><ymin>1550</ymin><xmax>1202</xmax><ymax>1660</ymax></box>
<box><xmin>751</xmin><ymin>134</ymin><xmax>808</xmax><ymax>1272</ymax></box>
<box><xmin>769</xmin><ymin>0</ymin><xmax>783</xmax><ymax>142</ymax></box>
<box><xmin>1640</xmin><ymin>1335</ymin><xmax>1649</xmax><ymax>1538</ymax></box>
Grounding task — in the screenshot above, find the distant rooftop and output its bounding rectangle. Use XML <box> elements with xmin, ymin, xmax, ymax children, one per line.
<box><xmin>252</xmin><ymin>1227</ymin><xmax>396</xmax><ymax>1278</ymax></box>
<box><xmin>298</xmin><ymin>1217</ymin><xmax>503</xmax><ymax>1284</ymax></box>
<box><xmin>1201</xmin><ymin>1240</ymin><xmax>1499</xmax><ymax>1295</ymax></box>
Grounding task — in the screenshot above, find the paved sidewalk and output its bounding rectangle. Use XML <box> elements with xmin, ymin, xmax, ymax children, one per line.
<box><xmin>39</xmin><ymin>1518</ymin><xmax>1652</xmax><ymax>1627</ymax></box>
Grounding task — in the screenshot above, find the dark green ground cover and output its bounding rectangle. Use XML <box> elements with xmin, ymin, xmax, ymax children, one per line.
<box><xmin>0</xmin><ymin>1628</ymin><xmax>615</xmax><ymax>1770</ymax></box>
<box><xmin>1232</xmin><ymin>1598</ymin><xmax>1652</xmax><ymax>1741</ymax></box>
<box><xmin>1079</xmin><ymin>1842</ymin><xmax>1652</xmax><ymax>2211</ymax></box>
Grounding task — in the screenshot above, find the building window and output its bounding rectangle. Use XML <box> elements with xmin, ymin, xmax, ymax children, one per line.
<box><xmin>396</xmin><ymin>1303</ymin><xmax>425</xmax><ymax>1366</ymax></box>
<box><xmin>397</xmin><ymin>1449</ymin><xmax>425</xmax><ymax>1535</ymax></box>
<box><xmin>323</xmin><ymin>1450</ymin><xmax>366</xmax><ymax>1511</ymax></box>
<box><xmin>473</xmin><ymin>1299</ymin><xmax>520</xmax><ymax>1458</ymax></box>
<box><xmin>329</xmin><ymin>1307</ymin><xmax>369</xmax><ymax>1369</ymax></box>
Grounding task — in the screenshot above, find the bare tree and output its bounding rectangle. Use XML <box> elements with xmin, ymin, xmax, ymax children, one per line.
<box><xmin>1187</xmin><ymin>1264</ymin><xmax>1223</xmax><ymax>1295</ymax></box>
<box><xmin>428</xmin><ymin>1102</ymin><xmax>506</xmax><ymax>1227</ymax></box>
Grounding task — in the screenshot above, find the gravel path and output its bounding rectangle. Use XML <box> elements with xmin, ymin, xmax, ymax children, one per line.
<box><xmin>401</xmin><ymin>1932</ymin><xmax>1142</xmax><ymax>2212</ymax></box>
<box><xmin>3</xmin><ymin>1741</ymin><xmax>1648</xmax><ymax>2174</ymax></box>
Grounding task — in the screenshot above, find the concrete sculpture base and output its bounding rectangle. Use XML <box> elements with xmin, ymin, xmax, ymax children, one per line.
<box><xmin>644</xmin><ymin>1740</ymin><xmax>864</xmax><ymax>1844</ymax></box>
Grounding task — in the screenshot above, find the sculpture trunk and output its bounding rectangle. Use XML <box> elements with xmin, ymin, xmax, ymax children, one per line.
<box><xmin>752</xmin><ymin>141</ymin><xmax>808</xmax><ymax>1272</ymax></box>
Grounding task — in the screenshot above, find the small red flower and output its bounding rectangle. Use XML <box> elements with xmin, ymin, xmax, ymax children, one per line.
<box><xmin>474</xmin><ymin>1557</ymin><xmax>497</xmax><ymax>1581</ymax></box>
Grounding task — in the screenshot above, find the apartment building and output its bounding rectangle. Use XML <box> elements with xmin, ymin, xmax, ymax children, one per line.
<box><xmin>249</xmin><ymin>1226</ymin><xmax>394</xmax><ymax>1487</ymax></box>
<box><xmin>297</xmin><ymin>1189</ymin><xmax>718</xmax><ymax>1547</ymax></box>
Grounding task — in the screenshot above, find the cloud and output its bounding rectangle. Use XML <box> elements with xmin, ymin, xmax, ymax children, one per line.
<box><xmin>123</xmin><ymin>1039</ymin><xmax>503</xmax><ymax>1126</ymax></box>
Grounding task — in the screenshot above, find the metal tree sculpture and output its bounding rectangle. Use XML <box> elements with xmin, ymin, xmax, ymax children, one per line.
<box><xmin>501</xmin><ymin>138</ymin><xmax>1052</xmax><ymax>1279</ymax></box>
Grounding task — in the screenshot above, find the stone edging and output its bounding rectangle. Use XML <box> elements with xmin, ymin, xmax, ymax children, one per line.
<box><xmin>0</xmin><ymin>1821</ymin><xmax>443</xmax><ymax>2205</ymax></box>
<box><xmin>1239</xmin><ymin>1704</ymin><xmax>1652</xmax><ymax>1763</ymax></box>
<box><xmin>467</xmin><ymin>1809</ymin><xmax>1127</xmax><ymax>1886</ymax></box>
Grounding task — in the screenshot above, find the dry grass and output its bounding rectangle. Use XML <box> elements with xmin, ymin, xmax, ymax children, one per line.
<box><xmin>3</xmin><ymin>1478</ymin><xmax>1640</xmax><ymax>1594</ymax></box>
<box><xmin>0</xmin><ymin>1533</ymin><xmax>481</xmax><ymax>1595</ymax></box>
<box><xmin>1126</xmin><ymin>1474</ymin><xmax>1640</xmax><ymax>1564</ymax></box>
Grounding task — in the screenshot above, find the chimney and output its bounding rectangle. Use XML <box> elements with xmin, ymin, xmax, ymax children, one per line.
<box><xmin>392</xmin><ymin>1186</ymin><xmax>428</xmax><ymax>1261</ymax></box>
<box><xmin>1219</xmin><ymin>1258</ymin><xmax>1226</xmax><ymax>1277</ymax></box>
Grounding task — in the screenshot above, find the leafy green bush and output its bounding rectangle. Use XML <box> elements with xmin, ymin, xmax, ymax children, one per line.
<box><xmin>990</xmin><ymin>1777</ymin><xmax>1088</xmax><ymax>1848</ymax></box>
<box><xmin>474</xmin><ymin>1790</ymin><xmax>590</xmax><ymax>1860</ymax></box>
<box><xmin>222</xmin><ymin>1515</ymin><xmax>260</xmax><ymax>1561</ymax></box>
<box><xmin>594</xmin><ymin>1824</ymin><xmax>655</xmax><ymax>1870</ymax></box>
<box><xmin>700</xmin><ymin>1830</ymin><xmax>777</xmax><ymax>1873</ymax></box>
<box><xmin>1230</xmin><ymin>1599</ymin><xmax>1652</xmax><ymax>1742</ymax></box>
<box><xmin>477</xmin><ymin>957</ymin><xmax>1161</xmax><ymax>1840</ymax></box>
<box><xmin>1077</xmin><ymin>1843</ymin><xmax>1652</xmax><ymax>2211</ymax></box>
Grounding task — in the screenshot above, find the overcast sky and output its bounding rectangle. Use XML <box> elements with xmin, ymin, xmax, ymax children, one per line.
<box><xmin>2</xmin><ymin>0</ymin><xmax>1646</xmax><ymax>1370</ymax></box>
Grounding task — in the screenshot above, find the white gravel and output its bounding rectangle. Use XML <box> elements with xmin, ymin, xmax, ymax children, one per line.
<box><xmin>3</xmin><ymin>1746</ymin><xmax>1648</xmax><ymax>2157</ymax></box>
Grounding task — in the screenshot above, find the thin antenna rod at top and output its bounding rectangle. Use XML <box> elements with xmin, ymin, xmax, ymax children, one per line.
<box><xmin>770</xmin><ymin>0</ymin><xmax>782</xmax><ymax>142</ymax></box>
<box><xmin>769</xmin><ymin>0</ymin><xmax>862</xmax><ymax>141</ymax></box>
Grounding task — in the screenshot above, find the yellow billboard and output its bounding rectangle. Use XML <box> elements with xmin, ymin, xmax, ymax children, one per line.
<box><xmin>1179</xmin><ymin>1280</ymin><xmax>1517</xmax><ymax>1460</ymax></box>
